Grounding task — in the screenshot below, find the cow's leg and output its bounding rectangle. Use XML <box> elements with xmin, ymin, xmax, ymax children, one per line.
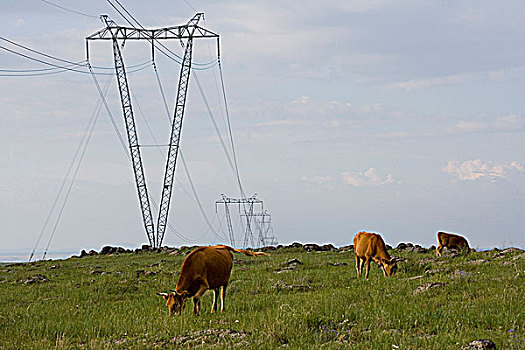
<box><xmin>192</xmin><ymin>284</ymin><xmax>209</xmax><ymax>315</ymax></box>
<box><xmin>359</xmin><ymin>258</ymin><xmax>365</xmax><ymax>278</ymax></box>
<box><xmin>380</xmin><ymin>264</ymin><xmax>387</xmax><ymax>277</ymax></box>
<box><xmin>364</xmin><ymin>257</ymin><xmax>371</xmax><ymax>279</ymax></box>
<box><xmin>192</xmin><ymin>297</ymin><xmax>200</xmax><ymax>315</ymax></box>
<box><xmin>211</xmin><ymin>288</ymin><xmax>219</xmax><ymax>313</ymax></box>
<box><xmin>220</xmin><ymin>285</ymin><xmax>227</xmax><ymax>313</ymax></box>
<box><xmin>436</xmin><ymin>244</ymin><xmax>443</xmax><ymax>257</ymax></box>
<box><xmin>355</xmin><ymin>255</ymin><xmax>361</xmax><ymax>277</ymax></box>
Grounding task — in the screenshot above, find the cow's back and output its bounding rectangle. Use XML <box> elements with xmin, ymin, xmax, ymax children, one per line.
<box><xmin>438</xmin><ymin>232</ymin><xmax>468</xmax><ymax>248</ymax></box>
<box><xmin>354</xmin><ymin>231</ymin><xmax>385</xmax><ymax>258</ymax></box>
<box><xmin>176</xmin><ymin>246</ymin><xmax>234</xmax><ymax>294</ymax></box>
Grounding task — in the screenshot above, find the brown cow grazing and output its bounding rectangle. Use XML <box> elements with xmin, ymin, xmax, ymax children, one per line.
<box><xmin>157</xmin><ymin>245</ymin><xmax>268</xmax><ymax>316</ymax></box>
<box><xmin>353</xmin><ymin>231</ymin><xmax>397</xmax><ymax>279</ymax></box>
<box><xmin>436</xmin><ymin>231</ymin><xmax>469</xmax><ymax>257</ymax></box>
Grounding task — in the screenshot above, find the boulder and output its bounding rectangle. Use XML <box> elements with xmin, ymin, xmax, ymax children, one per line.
<box><xmin>24</xmin><ymin>275</ymin><xmax>49</xmax><ymax>284</ymax></box>
<box><xmin>282</xmin><ymin>258</ymin><xmax>303</xmax><ymax>267</ymax></box>
<box><xmin>461</xmin><ymin>339</ymin><xmax>496</xmax><ymax>350</ymax></box>
<box><xmin>261</xmin><ymin>246</ymin><xmax>277</xmax><ymax>252</ymax></box>
<box><xmin>275</xmin><ymin>258</ymin><xmax>304</xmax><ymax>273</ymax></box>
<box><xmin>396</xmin><ymin>243</ymin><xmax>427</xmax><ymax>253</ymax></box>
<box><xmin>100</xmin><ymin>246</ymin><xmax>116</xmax><ymax>255</ymax></box>
<box><xmin>413</xmin><ymin>282</ymin><xmax>448</xmax><ymax>295</ymax></box>
<box><xmin>396</xmin><ymin>243</ymin><xmax>408</xmax><ymax>250</ymax></box>
<box><xmin>321</xmin><ymin>244</ymin><xmax>337</xmax><ymax>251</ymax></box>
<box><xmin>337</xmin><ymin>245</ymin><xmax>354</xmax><ymax>252</ymax></box>
<box><xmin>303</xmin><ymin>244</ymin><xmax>320</xmax><ymax>252</ymax></box>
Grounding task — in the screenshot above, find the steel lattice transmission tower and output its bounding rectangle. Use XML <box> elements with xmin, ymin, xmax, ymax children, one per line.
<box><xmin>86</xmin><ymin>14</ymin><xmax>219</xmax><ymax>248</ymax></box>
<box><xmin>242</xmin><ymin>210</ymin><xmax>277</xmax><ymax>247</ymax></box>
<box><xmin>215</xmin><ymin>194</ymin><xmax>276</xmax><ymax>248</ymax></box>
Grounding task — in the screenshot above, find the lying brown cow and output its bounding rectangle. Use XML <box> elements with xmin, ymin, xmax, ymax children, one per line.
<box><xmin>157</xmin><ymin>245</ymin><xmax>268</xmax><ymax>316</ymax></box>
<box><xmin>353</xmin><ymin>231</ymin><xmax>397</xmax><ymax>279</ymax></box>
<box><xmin>436</xmin><ymin>231</ymin><xmax>469</xmax><ymax>256</ymax></box>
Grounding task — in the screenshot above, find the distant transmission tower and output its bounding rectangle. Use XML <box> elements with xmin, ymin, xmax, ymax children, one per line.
<box><xmin>216</xmin><ymin>194</ymin><xmax>276</xmax><ymax>248</ymax></box>
<box><xmin>86</xmin><ymin>14</ymin><xmax>218</xmax><ymax>248</ymax></box>
<box><xmin>241</xmin><ymin>210</ymin><xmax>277</xmax><ymax>247</ymax></box>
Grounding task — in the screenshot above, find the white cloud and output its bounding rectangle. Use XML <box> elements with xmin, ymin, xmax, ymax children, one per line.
<box><xmin>388</xmin><ymin>70</ymin><xmax>509</xmax><ymax>91</ymax></box>
<box><xmin>301</xmin><ymin>176</ymin><xmax>335</xmax><ymax>189</ymax></box>
<box><xmin>444</xmin><ymin>159</ymin><xmax>523</xmax><ymax>181</ymax></box>
<box><xmin>448</xmin><ymin>114</ymin><xmax>525</xmax><ymax>134</ymax></box>
<box><xmin>341</xmin><ymin>168</ymin><xmax>396</xmax><ymax>187</ymax></box>
<box><xmin>388</xmin><ymin>73</ymin><xmax>474</xmax><ymax>90</ymax></box>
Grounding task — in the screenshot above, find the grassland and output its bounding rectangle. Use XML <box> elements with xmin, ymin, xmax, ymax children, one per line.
<box><xmin>1</xmin><ymin>245</ymin><xmax>524</xmax><ymax>349</ymax></box>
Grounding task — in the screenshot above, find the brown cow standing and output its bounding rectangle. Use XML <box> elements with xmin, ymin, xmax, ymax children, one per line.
<box><xmin>353</xmin><ymin>231</ymin><xmax>397</xmax><ymax>279</ymax></box>
<box><xmin>157</xmin><ymin>245</ymin><xmax>268</xmax><ymax>316</ymax></box>
<box><xmin>436</xmin><ymin>231</ymin><xmax>469</xmax><ymax>256</ymax></box>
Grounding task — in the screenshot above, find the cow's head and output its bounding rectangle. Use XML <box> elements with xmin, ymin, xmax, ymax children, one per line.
<box><xmin>156</xmin><ymin>291</ymin><xmax>189</xmax><ymax>316</ymax></box>
<box><xmin>381</xmin><ymin>258</ymin><xmax>398</xmax><ymax>277</ymax></box>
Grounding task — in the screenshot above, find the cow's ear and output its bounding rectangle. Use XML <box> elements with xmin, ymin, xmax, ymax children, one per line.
<box><xmin>157</xmin><ymin>292</ymin><xmax>169</xmax><ymax>299</ymax></box>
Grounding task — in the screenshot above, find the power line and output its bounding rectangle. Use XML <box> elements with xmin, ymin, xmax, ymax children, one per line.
<box><xmin>193</xmin><ymin>73</ymin><xmax>238</xmax><ymax>177</ymax></box>
<box><xmin>40</xmin><ymin>77</ymin><xmax>111</xmax><ymax>260</ymax></box>
<box><xmin>88</xmin><ymin>64</ymin><xmax>129</xmax><ymax>157</ymax></box>
<box><xmin>40</xmin><ymin>0</ymin><xmax>98</xmax><ymax>19</ymax></box>
<box><xmin>0</xmin><ymin>61</ymin><xmax>151</xmax><ymax>77</ymax></box>
<box><xmin>112</xmin><ymin>0</ymin><xmax>143</xmax><ymax>28</ymax></box>
<box><xmin>182</xmin><ymin>0</ymin><xmax>198</xmax><ymax>12</ymax></box>
<box><xmin>1</xmin><ymin>36</ymin><xmax>83</xmax><ymax>65</ymax></box>
<box><xmin>0</xmin><ymin>44</ymin><xmax>152</xmax><ymax>76</ymax></box>
<box><xmin>129</xmin><ymin>81</ymin><xmax>217</xmax><ymax>242</ymax></box>
<box><xmin>87</xmin><ymin>7</ymin><xmax>247</xmax><ymax>247</ymax></box>
<box><xmin>106</xmin><ymin>0</ymin><xmax>217</xmax><ymax>68</ymax></box>
<box><xmin>218</xmin><ymin>59</ymin><xmax>246</xmax><ymax>198</ymax></box>
<box><xmin>106</xmin><ymin>0</ymin><xmax>138</xmax><ymax>28</ymax></box>
<box><xmin>152</xmin><ymin>60</ymin><xmax>225</xmax><ymax>242</ymax></box>
<box><xmin>29</xmin><ymin>76</ymin><xmax>113</xmax><ymax>262</ymax></box>
<box><xmin>0</xmin><ymin>36</ymin><xmax>157</xmax><ymax>76</ymax></box>
<box><xmin>0</xmin><ymin>45</ymin><xmax>89</xmax><ymax>74</ymax></box>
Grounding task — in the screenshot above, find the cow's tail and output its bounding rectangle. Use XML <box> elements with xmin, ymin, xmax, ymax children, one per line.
<box><xmin>223</xmin><ymin>245</ymin><xmax>269</xmax><ymax>257</ymax></box>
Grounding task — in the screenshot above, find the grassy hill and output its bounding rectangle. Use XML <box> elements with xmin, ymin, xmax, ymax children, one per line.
<box><xmin>1</xmin><ymin>244</ymin><xmax>523</xmax><ymax>349</ymax></box>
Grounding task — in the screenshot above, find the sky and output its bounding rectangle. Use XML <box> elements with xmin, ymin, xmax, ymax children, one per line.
<box><xmin>1</xmin><ymin>0</ymin><xmax>525</xmax><ymax>260</ymax></box>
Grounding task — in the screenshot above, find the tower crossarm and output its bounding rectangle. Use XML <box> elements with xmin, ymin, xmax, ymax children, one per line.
<box><xmin>86</xmin><ymin>14</ymin><xmax>218</xmax><ymax>42</ymax></box>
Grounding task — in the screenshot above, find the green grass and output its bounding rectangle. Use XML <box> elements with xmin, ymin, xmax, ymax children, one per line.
<box><xmin>1</xmin><ymin>247</ymin><xmax>524</xmax><ymax>349</ymax></box>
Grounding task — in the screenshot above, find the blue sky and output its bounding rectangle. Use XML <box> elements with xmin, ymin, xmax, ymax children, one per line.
<box><xmin>1</xmin><ymin>0</ymin><xmax>525</xmax><ymax>260</ymax></box>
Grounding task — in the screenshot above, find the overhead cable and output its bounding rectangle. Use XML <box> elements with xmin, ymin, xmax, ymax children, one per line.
<box><xmin>40</xmin><ymin>0</ymin><xmax>98</xmax><ymax>19</ymax></box>
<box><xmin>152</xmin><ymin>61</ymin><xmax>225</xmax><ymax>242</ymax></box>
<box><xmin>40</xmin><ymin>77</ymin><xmax>111</xmax><ymax>260</ymax></box>
<box><xmin>0</xmin><ymin>43</ymin><xmax>151</xmax><ymax>76</ymax></box>
<box><xmin>29</xmin><ymin>77</ymin><xmax>112</xmax><ymax>262</ymax></box>
<box><xmin>88</xmin><ymin>64</ymin><xmax>129</xmax><ymax>156</ymax></box>
<box><xmin>217</xmin><ymin>59</ymin><xmax>246</xmax><ymax>198</ymax></box>
<box><xmin>106</xmin><ymin>1</ymin><xmax>216</xmax><ymax>68</ymax></box>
